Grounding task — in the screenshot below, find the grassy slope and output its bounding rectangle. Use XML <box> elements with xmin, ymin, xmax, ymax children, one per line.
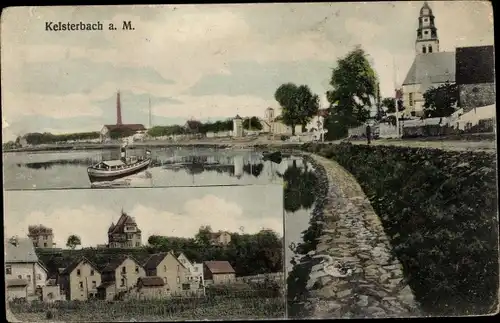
<box><xmin>302</xmin><ymin>142</ymin><xmax>499</xmax><ymax>316</ymax></box>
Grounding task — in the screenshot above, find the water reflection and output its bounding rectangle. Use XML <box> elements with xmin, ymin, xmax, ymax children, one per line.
<box><xmin>279</xmin><ymin>160</ymin><xmax>319</xmax><ymax>213</ymax></box>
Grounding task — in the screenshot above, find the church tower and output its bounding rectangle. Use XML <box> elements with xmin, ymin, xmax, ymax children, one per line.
<box><xmin>415</xmin><ymin>1</ymin><xmax>439</xmax><ymax>55</ymax></box>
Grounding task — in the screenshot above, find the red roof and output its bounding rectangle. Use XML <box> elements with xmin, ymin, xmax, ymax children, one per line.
<box><xmin>104</xmin><ymin>124</ymin><xmax>146</xmax><ymax>132</ymax></box>
<box><xmin>204</xmin><ymin>261</ymin><xmax>235</xmax><ymax>274</ymax></box>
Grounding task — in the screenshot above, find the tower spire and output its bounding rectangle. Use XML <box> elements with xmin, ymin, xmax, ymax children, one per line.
<box><xmin>415</xmin><ymin>1</ymin><xmax>439</xmax><ymax>55</ymax></box>
<box><xmin>116</xmin><ymin>91</ymin><xmax>122</xmax><ymax>125</ymax></box>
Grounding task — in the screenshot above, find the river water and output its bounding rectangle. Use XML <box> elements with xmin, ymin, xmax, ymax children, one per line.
<box><xmin>3</xmin><ymin>146</ymin><xmax>319</xmax><ymax>273</ymax></box>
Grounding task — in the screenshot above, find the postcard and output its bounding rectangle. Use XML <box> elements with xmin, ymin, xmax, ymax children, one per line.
<box><xmin>2</xmin><ymin>2</ymin><xmax>498</xmax><ymax>320</ymax></box>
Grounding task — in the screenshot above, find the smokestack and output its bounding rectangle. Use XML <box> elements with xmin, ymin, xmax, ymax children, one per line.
<box><xmin>116</xmin><ymin>91</ymin><xmax>122</xmax><ymax>125</ymax></box>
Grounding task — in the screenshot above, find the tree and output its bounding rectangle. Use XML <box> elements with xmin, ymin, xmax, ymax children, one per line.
<box><xmin>195</xmin><ymin>225</ymin><xmax>213</xmax><ymax>245</ymax></box>
<box><xmin>382</xmin><ymin>97</ymin><xmax>396</xmax><ymax>113</ymax></box>
<box><xmin>66</xmin><ymin>235</ymin><xmax>81</xmax><ymax>250</ymax></box>
<box><xmin>274</xmin><ymin>83</ymin><xmax>319</xmax><ymax>135</ymax></box>
<box><xmin>324</xmin><ymin>46</ymin><xmax>378</xmax><ymax>139</ymax></box>
<box><xmin>423</xmin><ymin>81</ymin><xmax>458</xmax><ymax>118</ymax></box>
<box><xmin>242</xmin><ymin>117</ymin><xmax>263</xmax><ymax>130</ymax></box>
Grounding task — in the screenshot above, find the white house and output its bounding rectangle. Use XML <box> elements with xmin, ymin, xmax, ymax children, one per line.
<box><xmin>5</xmin><ymin>236</ymin><xmax>48</xmax><ymax>300</ymax></box>
<box><xmin>176</xmin><ymin>253</ymin><xmax>205</xmax><ymax>295</ymax></box>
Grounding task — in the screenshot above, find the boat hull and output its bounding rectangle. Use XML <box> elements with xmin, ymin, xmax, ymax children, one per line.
<box><xmin>87</xmin><ymin>159</ymin><xmax>151</xmax><ymax>183</ymax></box>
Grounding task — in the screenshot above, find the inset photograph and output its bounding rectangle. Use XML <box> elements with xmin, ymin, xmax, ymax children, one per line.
<box><xmin>4</xmin><ymin>185</ymin><xmax>285</xmax><ymax>321</ymax></box>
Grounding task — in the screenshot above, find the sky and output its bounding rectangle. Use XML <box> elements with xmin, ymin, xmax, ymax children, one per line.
<box><xmin>3</xmin><ymin>185</ymin><xmax>284</xmax><ymax>248</ymax></box>
<box><xmin>1</xmin><ymin>2</ymin><xmax>494</xmax><ymax>142</ymax></box>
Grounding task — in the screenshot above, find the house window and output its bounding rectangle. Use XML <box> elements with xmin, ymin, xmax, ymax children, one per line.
<box><xmin>135</xmin><ymin>242</ymin><xmax>140</xmax><ymax>247</ymax></box>
<box><xmin>92</xmin><ymin>281</ymin><xmax>97</xmax><ymax>289</ymax></box>
<box><xmin>79</xmin><ymin>282</ymin><xmax>83</xmax><ymax>289</ymax></box>
<box><xmin>424</xmin><ymin>30</ymin><xmax>429</xmax><ymax>35</ymax></box>
<box><xmin>163</xmin><ymin>265</ymin><xmax>167</xmax><ymax>272</ymax></box>
<box><xmin>409</xmin><ymin>93</ymin><xmax>414</xmax><ymax>107</ymax></box>
<box><xmin>27</xmin><ymin>275</ymin><xmax>31</xmax><ymax>281</ymax></box>
<box><xmin>6</xmin><ymin>265</ymin><xmax>12</xmax><ymax>275</ymax></box>
<box><xmin>177</xmin><ymin>277</ymin><xmax>180</xmax><ymax>284</ymax></box>
<box><xmin>18</xmin><ymin>275</ymin><xmax>22</xmax><ymax>279</ymax></box>
<box><xmin>422</xmin><ymin>46</ymin><xmax>426</xmax><ymax>54</ymax></box>
<box><xmin>424</xmin><ymin>18</ymin><xmax>428</xmax><ymax>23</ymax></box>
<box><xmin>164</xmin><ymin>277</ymin><xmax>168</xmax><ymax>284</ymax></box>
<box><xmin>43</xmin><ymin>243</ymin><xmax>47</xmax><ymax>247</ymax></box>
<box><xmin>177</xmin><ymin>265</ymin><xmax>180</xmax><ymax>271</ymax></box>
<box><xmin>120</xmin><ymin>278</ymin><xmax>125</xmax><ymax>287</ymax></box>
<box><xmin>428</xmin><ymin>46</ymin><xmax>433</xmax><ymax>53</ymax></box>
<box><xmin>194</xmin><ymin>267</ymin><xmax>198</xmax><ymax>272</ymax></box>
<box><xmin>76</xmin><ymin>269</ymin><xmax>81</xmax><ymax>276</ymax></box>
<box><xmin>182</xmin><ymin>283</ymin><xmax>190</xmax><ymax>290</ymax></box>
<box><xmin>37</xmin><ymin>274</ymin><xmax>41</xmax><ymax>280</ymax></box>
<box><xmin>43</xmin><ymin>235</ymin><xmax>47</xmax><ymax>240</ymax></box>
<box><xmin>90</xmin><ymin>270</ymin><xmax>94</xmax><ymax>276</ymax></box>
<box><xmin>135</xmin><ymin>266</ymin><xmax>139</xmax><ymax>273</ymax></box>
<box><xmin>121</xmin><ymin>267</ymin><xmax>127</xmax><ymax>274</ymax></box>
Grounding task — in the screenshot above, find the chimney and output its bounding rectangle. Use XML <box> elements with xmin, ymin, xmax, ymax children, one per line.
<box><xmin>116</xmin><ymin>91</ymin><xmax>122</xmax><ymax>125</ymax></box>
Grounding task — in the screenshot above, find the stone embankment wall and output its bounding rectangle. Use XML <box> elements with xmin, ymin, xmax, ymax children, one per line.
<box><xmin>295</xmin><ymin>154</ymin><xmax>419</xmax><ymax>318</ymax></box>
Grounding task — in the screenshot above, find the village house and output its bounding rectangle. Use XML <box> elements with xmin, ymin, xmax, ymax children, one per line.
<box><xmin>6</xmin><ymin>279</ymin><xmax>29</xmax><ymax>301</ymax></box>
<box><xmin>97</xmin><ymin>255</ymin><xmax>145</xmax><ymax>301</ymax></box>
<box><xmin>143</xmin><ymin>251</ymin><xmax>193</xmax><ymax>296</ymax></box>
<box><xmin>58</xmin><ymin>257</ymin><xmax>101</xmax><ymax>301</ymax></box>
<box><xmin>5</xmin><ymin>236</ymin><xmax>49</xmax><ymax>300</ymax></box>
<box><xmin>209</xmin><ymin>231</ymin><xmax>232</xmax><ymax>246</ymax></box>
<box><xmin>203</xmin><ymin>261</ymin><xmax>236</xmax><ymax>285</ymax></box>
<box><xmin>28</xmin><ymin>225</ymin><xmax>55</xmax><ymax>249</ymax></box>
<box><xmin>135</xmin><ymin>276</ymin><xmax>166</xmax><ymax>300</ymax></box>
<box><xmin>176</xmin><ymin>252</ymin><xmax>205</xmax><ymax>292</ymax></box>
<box><xmin>260</xmin><ymin>107</ymin><xmax>303</xmax><ymax>136</ymax></box>
<box><xmin>108</xmin><ymin>211</ymin><xmax>142</xmax><ymax>249</ymax></box>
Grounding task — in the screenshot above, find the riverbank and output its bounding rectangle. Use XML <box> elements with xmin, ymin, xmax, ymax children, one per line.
<box><xmin>287</xmin><ymin>153</ymin><xmax>419</xmax><ymax>319</ymax></box>
<box><xmin>301</xmin><ymin>143</ymin><xmax>498</xmax><ymax>316</ymax></box>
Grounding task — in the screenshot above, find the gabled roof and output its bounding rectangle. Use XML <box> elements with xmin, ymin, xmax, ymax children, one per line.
<box><xmin>108</xmin><ymin>211</ymin><xmax>140</xmax><ymax>235</ymax></box>
<box><xmin>138</xmin><ymin>276</ymin><xmax>165</xmax><ymax>287</ymax></box>
<box><xmin>5</xmin><ymin>236</ymin><xmax>38</xmax><ymax>263</ymax></box>
<box><xmin>101</xmin><ymin>254</ymin><xmax>141</xmax><ymax>273</ymax></box>
<box><xmin>28</xmin><ymin>225</ymin><xmax>53</xmax><ymax>236</ymax></box>
<box><xmin>61</xmin><ymin>256</ymin><xmax>99</xmax><ymax>275</ymax></box>
<box><xmin>204</xmin><ymin>261</ymin><xmax>235</xmax><ymax>274</ymax></box>
<box><xmin>402</xmin><ymin>52</ymin><xmax>455</xmax><ymax>88</ymax></box>
<box><xmin>143</xmin><ymin>251</ymin><xmax>186</xmax><ymax>271</ymax></box>
<box><xmin>7</xmin><ymin>278</ymin><xmax>29</xmax><ymax>287</ymax></box>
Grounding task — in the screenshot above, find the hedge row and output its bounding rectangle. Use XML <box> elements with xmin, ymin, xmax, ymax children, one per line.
<box><xmin>302</xmin><ymin>142</ymin><xmax>499</xmax><ymax>316</ymax></box>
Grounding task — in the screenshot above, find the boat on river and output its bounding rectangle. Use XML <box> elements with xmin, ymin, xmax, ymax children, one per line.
<box><xmin>87</xmin><ymin>144</ymin><xmax>152</xmax><ymax>183</ymax></box>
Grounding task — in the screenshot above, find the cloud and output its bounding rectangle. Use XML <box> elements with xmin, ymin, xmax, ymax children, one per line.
<box><xmin>4</xmin><ymin>194</ymin><xmax>283</xmax><ymax>248</ymax></box>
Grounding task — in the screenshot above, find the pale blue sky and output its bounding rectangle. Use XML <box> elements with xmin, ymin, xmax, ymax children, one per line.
<box><xmin>1</xmin><ymin>2</ymin><xmax>494</xmax><ymax>141</ymax></box>
<box><xmin>4</xmin><ymin>185</ymin><xmax>284</xmax><ymax>247</ymax></box>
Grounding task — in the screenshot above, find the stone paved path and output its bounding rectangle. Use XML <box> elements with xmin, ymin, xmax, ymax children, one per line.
<box><xmin>302</xmin><ymin>154</ymin><xmax>420</xmax><ymax>318</ymax></box>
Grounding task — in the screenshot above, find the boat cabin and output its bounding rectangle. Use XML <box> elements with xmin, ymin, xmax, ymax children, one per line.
<box><xmin>95</xmin><ymin>160</ymin><xmax>127</xmax><ymax>171</ymax></box>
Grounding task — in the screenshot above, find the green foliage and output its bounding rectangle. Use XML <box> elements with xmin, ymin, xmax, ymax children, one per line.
<box><xmin>274</xmin><ymin>83</ymin><xmax>320</xmax><ymax>135</ymax></box>
<box><xmin>23</xmin><ymin>132</ymin><xmax>101</xmax><ymax>145</ymax></box>
<box><xmin>326</xmin><ymin>46</ymin><xmax>378</xmax><ymax>128</ymax></box>
<box><xmin>66</xmin><ymin>235</ymin><xmax>81</xmax><ymax>250</ymax></box>
<box><xmin>147</xmin><ymin>125</ymin><xmax>186</xmax><ymax>137</ymax></box>
<box><xmin>303</xmin><ymin>143</ymin><xmax>498</xmax><ymax>316</ymax></box>
<box><xmin>109</xmin><ymin>127</ymin><xmax>136</xmax><ymax>139</ymax></box>
<box><xmin>199</xmin><ymin>119</ymin><xmax>233</xmax><ymax>134</ymax></box>
<box><xmin>423</xmin><ymin>81</ymin><xmax>458</xmax><ymax>118</ymax></box>
<box><xmin>382</xmin><ymin>97</ymin><xmax>396</xmax><ymax>113</ymax></box>
<box><xmin>242</xmin><ymin>117</ymin><xmax>263</xmax><ymax>130</ymax></box>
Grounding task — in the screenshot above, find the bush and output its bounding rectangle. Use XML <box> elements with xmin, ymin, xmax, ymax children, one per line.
<box><xmin>302</xmin><ymin>143</ymin><xmax>498</xmax><ymax>316</ymax></box>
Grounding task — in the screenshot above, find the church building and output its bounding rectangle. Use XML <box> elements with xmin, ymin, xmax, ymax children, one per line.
<box><xmin>401</xmin><ymin>2</ymin><xmax>456</xmax><ymax>117</ymax></box>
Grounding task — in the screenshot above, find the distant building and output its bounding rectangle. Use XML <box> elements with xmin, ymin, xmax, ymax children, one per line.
<box><xmin>108</xmin><ymin>211</ymin><xmax>142</xmax><ymax>248</ymax></box>
<box><xmin>100</xmin><ymin>91</ymin><xmax>147</xmax><ymax>142</ymax></box>
<box><xmin>100</xmin><ymin>124</ymin><xmax>146</xmax><ymax>143</ymax></box>
<box><xmin>209</xmin><ymin>231</ymin><xmax>232</xmax><ymax>246</ymax></box>
<box><xmin>401</xmin><ymin>1</ymin><xmax>455</xmax><ymax>117</ymax></box>
<box><xmin>455</xmin><ymin>45</ymin><xmax>495</xmax><ymax>113</ymax></box>
<box><xmin>203</xmin><ymin>261</ymin><xmax>236</xmax><ymax>285</ymax></box>
<box><xmin>260</xmin><ymin>107</ymin><xmax>303</xmax><ymax>135</ymax></box>
<box><xmin>58</xmin><ymin>257</ymin><xmax>101</xmax><ymax>301</ymax></box>
<box><xmin>97</xmin><ymin>255</ymin><xmax>145</xmax><ymax>301</ymax></box>
<box><xmin>232</xmin><ymin>115</ymin><xmax>244</xmax><ymax>137</ymax></box>
<box><xmin>136</xmin><ymin>276</ymin><xmax>166</xmax><ymax>299</ymax></box>
<box><xmin>143</xmin><ymin>251</ymin><xmax>192</xmax><ymax>296</ymax></box>
<box><xmin>28</xmin><ymin>225</ymin><xmax>55</xmax><ymax>249</ymax></box>
<box><xmin>5</xmin><ymin>236</ymin><xmax>49</xmax><ymax>299</ymax></box>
